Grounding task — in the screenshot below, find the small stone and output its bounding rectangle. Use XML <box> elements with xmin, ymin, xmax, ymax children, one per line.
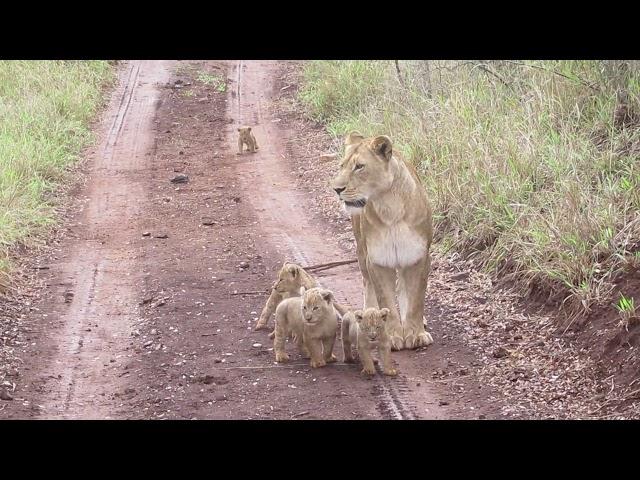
<box><xmin>170</xmin><ymin>174</ymin><xmax>189</xmax><ymax>184</ymax></box>
<box><xmin>142</xmin><ymin>232</ymin><xmax>151</xmax><ymax>237</ymax></box>
<box><xmin>0</xmin><ymin>388</ymin><xmax>13</xmax><ymax>401</ymax></box>
<box><xmin>154</xmin><ymin>233</ymin><xmax>169</xmax><ymax>239</ymax></box>
<box><xmin>143</xmin><ymin>341</ymin><xmax>153</xmax><ymax>348</ymax></box>
<box><xmin>151</xmin><ymin>329</ymin><xmax>158</xmax><ymax>335</ymax></box>
<box><xmin>492</xmin><ymin>346</ymin><xmax>509</xmax><ymax>358</ymax></box>
<box><xmin>252</xmin><ymin>343</ymin><xmax>262</xmax><ymax>348</ymax></box>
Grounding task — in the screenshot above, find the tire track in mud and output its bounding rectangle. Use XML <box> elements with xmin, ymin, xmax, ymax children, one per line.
<box><xmin>229</xmin><ymin>60</ymin><xmax>438</xmax><ymax>420</ymax></box>
<box><xmin>25</xmin><ymin>61</ymin><xmax>172</xmax><ymax>419</ymax></box>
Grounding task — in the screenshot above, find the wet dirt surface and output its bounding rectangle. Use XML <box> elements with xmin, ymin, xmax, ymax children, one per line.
<box><xmin>0</xmin><ymin>60</ymin><xmax>507</xmax><ymax>419</ymax></box>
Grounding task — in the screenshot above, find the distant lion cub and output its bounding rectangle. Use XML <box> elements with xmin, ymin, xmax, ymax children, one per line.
<box><xmin>237</xmin><ymin>126</ymin><xmax>259</xmax><ymax>154</ymax></box>
<box><xmin>342</xmin><ymin>308</ymin><xmax>397</xmax><ymax>376</ymax></box>
<box><xmin>274</xmin><ymin>287</ymin><xmax>339</xmax><ymax>368</ymax></box>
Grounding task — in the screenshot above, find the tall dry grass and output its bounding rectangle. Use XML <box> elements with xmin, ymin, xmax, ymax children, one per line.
<box><xmin>299</xmin><ymin>60</ymin><xmax>640</xmax><ymax>312</ymax></box>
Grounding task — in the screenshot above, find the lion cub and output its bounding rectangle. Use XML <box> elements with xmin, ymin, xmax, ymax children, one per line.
<box><xmin>273</xmin><ymin>287</ymin><xmax>339</xmax><ymax>368</ymax></box>
<box><xmin>255</xmin><ymin>262</ymin><xmax>316</xmax><ymax>333</ymax></box>
<box><xmin>255</xmin><ymin>262</ymin><xmax>349</xmax><ymax>341</ymax></box>
<box><xmin>342</xmin><ymin>308</ymin><xmax>397</xmax><ymax>376</ymax></box>
<box><xmin>237</xmin><ymin>126</ymin><xmax>259</xmax><ymax>154</ymax></box>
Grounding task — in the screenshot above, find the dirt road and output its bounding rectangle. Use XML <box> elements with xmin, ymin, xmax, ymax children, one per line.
<box><xmin>0</xmin><ymin>60</ymin><xmax>506</xmax><ymax>420</ymax></box>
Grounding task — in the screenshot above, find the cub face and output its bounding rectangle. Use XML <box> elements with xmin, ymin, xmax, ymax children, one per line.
<box><xmin>273</xmin><ymin>262</ymin><xmax>303</xmax><ymax>293</ymax></box>
<box><xmin>355</xmin><ymin>307</ymin><xmax>390</xmax><ymax>342</ymax></box>
<box><xmin>330</xmin><ymin>131</ymin><xmax>396</xmax><ymax>214</ymax></box>
<box><xmin>300</xmin><ymin>287</ymin><xmax>334</xmax><ymax>325</ymax></box>
<box><xmin>238</xmin><ymin>126</ymin><xmax>253</xmax><ymax>141</ymax></box>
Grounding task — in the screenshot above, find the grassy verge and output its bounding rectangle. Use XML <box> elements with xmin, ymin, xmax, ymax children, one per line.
<box><xmin>0</xmin><ymin>60</ymin><xmax>115</xmax><ymax>287</ymax></box>
<box><xmin>299</xmin><ymin>60</ymin><xmax>640</xmax><ymax>313</ymax></box>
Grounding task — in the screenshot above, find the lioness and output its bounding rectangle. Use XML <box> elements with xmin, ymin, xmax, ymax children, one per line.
<box><xmin>342</xmin><ymin>308</ymin><xmax>397</xmax><ymax>376</ymax></box>
<box><xmin>255</xmin><ymin>261</ymin><xmax>349</xmax><ymax>340</ymax></box>
<box><xmin>273</xmin><ymin>287</ymin><xmax>339</xmax><ymax>368</ymax></box>
<box><xmin>237</xmin><ymin>126</ymin><xmax>259</xmax><ymax>154</ymax></box>
<box><xmin>330</xmin><ymin>132</ymin><xmax>434</xmax><ymax>351</ymax></box>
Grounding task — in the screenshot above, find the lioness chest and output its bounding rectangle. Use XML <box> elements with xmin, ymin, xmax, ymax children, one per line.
<box><xmin>365</xmin><ymin>221</ymin><xmax>427</xmax><ymax>269</ymax></box>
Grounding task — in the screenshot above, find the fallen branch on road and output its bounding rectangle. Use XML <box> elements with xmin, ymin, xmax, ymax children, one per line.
<box><xmin>301</xmin><ymin>259</ymin><xmax>358</xmax><ymax>272</ymax></box>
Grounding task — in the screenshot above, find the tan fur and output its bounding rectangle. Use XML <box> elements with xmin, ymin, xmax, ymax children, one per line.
<box><xmin>237</xmin><ymin>126</ymin><xmax>259</xmax><ymax>154</ymax></box>
<box><xmin>254</xmin><ymin>262</ymin><xmax>350</xmax><ymax>340</ymax></box>
<box><xmin>273</xmin><ymin>287</ymin><xmax>339</xmax><ymax>368</ymax></box>
<box><xmin>331</xmin><ymin>132</ymin><xmax>434</xmax><ymax>351</ymax></box>
<box><xmin>342</xmin><ymin>308</ymin><xmax>397</xmax><ymax>376</ymax></box>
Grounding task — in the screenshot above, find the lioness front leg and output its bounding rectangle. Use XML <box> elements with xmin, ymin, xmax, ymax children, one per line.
<box><xmin>398</xmin><ymin>256</ymin><xmax>433</xmax><ymax>349</ymax></box>
<box><xmin>367</xmin><ymin>261</ymin><xmax>404</xmax><ymax>351</ymax></box>
<box><xmin>352</xmin><ymin>214</ymin><xmax>378</xmax><ymax>309</ymax></box>
<box><xmin>306</xmin><ymin>337</ymin><xmax>326</xmax><ymax>368</ymax></box>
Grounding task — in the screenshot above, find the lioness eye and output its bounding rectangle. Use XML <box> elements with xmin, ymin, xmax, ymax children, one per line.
<box><xmin>354</xmin><ymin>164</ymin><xmax>364</xmax><ymax>171</ymax></box>
<box><xmin>313</xmin><ymin>306</ymin><xmax>318</xmax><ymax>311</ymax></box>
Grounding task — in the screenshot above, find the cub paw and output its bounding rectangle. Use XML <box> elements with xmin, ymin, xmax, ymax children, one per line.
<box><xmin>310</xmin><ymin>359</ymin><xmax>326</xmax><ymax>368</ymax></box>
<box><xmin>326</xmin><ymin>354</ymin><xmax>337</xmax><ymax>363</ymax></box>
<box><xmin>254</xmin><ymin>320</ymin><xmax>268</xmax><ymax>331</ymax></box>
<box><xmin>383</xmin><ymin>368</ymin><xmax>398</xmax><ymax>376</ymax></box>
<box><xmin>275</xmin><ymin>352</ymin><xmax>289</xmax><ymax>363</ymax></box>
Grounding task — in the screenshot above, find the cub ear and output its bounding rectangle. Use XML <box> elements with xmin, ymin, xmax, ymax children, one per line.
<box><xmin>288</xmin><ymin>264</ymin><xmax>299</xmax><ymax>277</ymax></box>
<box><xmin>380</xmin><ymin>308</ymin><xmax>390</xmax><ymax>321</ymax></box>
<box><xmin>321</xmin><ymin>289</ymin><xmax>333</xmax><ymax>304</ymax></box>
<box><xmin>247</xmin><ymin>127</ymin><xmax>252</xmax><ymax>132</ymax></box>
<box><xmin>354</xmin><ymin>310</ymin><xmax>364</xmax><ymax>323</ymax></box>
<box><xmin>371</xmin><ymin>135</ymin><xmax>392</xmax><ymax>161</ymax></box>
<box><xmin>237</xmin><ymin>128</ymin><xmax>242</xmax><ymax>132</ymax></box>
<box><xmin>344</xmin><ymin>131</ymin><xmax>365</xmax><ymax>146</ymax></box>
<box><xmin>299</xmin><ymin>286</ymin><xmax>306</xmax><ymax>296</ymax></box>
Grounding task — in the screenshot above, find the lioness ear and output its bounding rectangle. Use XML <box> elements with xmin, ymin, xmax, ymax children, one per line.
<box><xmin>371</xmin><ymin>135</ymin><xmax>392</xmax><ymax>161</ymax></box>
<box><xmin>299</xmin><ymin>286</ymin><xmax>306</xmax><ymax>296</ymax></box>
<box><xmin>288</xmin><ymin>264</ymin><xmax>298</xmax><ymax>277</ymax></box>
<box><xmin>321</xmin><ymin>290</ymin><xmax>333</xmax><ymax>304</ymax></box>
<box><xmin>354</xmin><ymin>310</ymin><xmax>364</xmax><ymax>323</ymax></box>
<box><xmin>344</xmin><ymin>131</ymin><xmax>365</xmax><ymax>146</ymax></box>
<box><xmin>380</xmin><ymin>308</ymin><xmax>390</xmax><ymax>321</ymax></box>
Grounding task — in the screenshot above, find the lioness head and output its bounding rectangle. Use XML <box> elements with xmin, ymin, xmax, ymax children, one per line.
<box><xmin>330</xmin><ymin>131</ymin><xmax>396</xmax><ymax>214</ymax></box>
<box><xmin>300</xmin><ymin>287</ymin><xmax>334</xmax><ymax>324</ymax></box>
<box><xmin>355</xmin><ymin>307</ymin><xmax>390</xmax><ymax>341</ymax></box>
<box><xmin>273</xmin><ymin>262</ymin><xmax>303</xmax><ymax>293</ymax></box>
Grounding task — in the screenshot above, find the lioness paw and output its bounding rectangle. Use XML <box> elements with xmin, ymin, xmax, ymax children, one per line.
<box><xmin>390</xmin><ymin>335</ymin><xmax>405</xmax><ymax>351</ymax></box>
<box><xmin>405</xmin><ymin>331</ymin><xmax>433</xmax><ymax>349</ymax></box>
<box><xmin>254</xmin><ymin>321</ymin><xmax>268</xmax><ymax>331</ymax></box>
<box><xmin>310</xmin><ymin>359</ymin><xmax>326</xmax><ymax>368</ymax></box>
<box><xmin>361</xmin><ymin>366</ymin><xmax>376</xmax><ymax>376</ymax></box>
<box><xmin>383</xmin><ymin>368</ymin><xmax>398</xmax><ymax>376</ymax></box>
<box><xmin>326</xmin><ymin>354</ymin><xmax>337</xmax><ymax>363</ymax></box>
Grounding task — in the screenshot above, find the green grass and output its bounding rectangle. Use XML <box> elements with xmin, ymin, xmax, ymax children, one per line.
<box><xmin>299</xmin><ymin>60</ymin><xmax>640</xmax><ymax>313</ymax></box>
<box><xmin>0</xmin><ymin>60</ymin><xmax>114</xmax><ymax>286</ymax></box>
<box><xmin>196</xmin><ymin>71</ymin><xmax>226</xmax><ymax>92</ymax></box>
